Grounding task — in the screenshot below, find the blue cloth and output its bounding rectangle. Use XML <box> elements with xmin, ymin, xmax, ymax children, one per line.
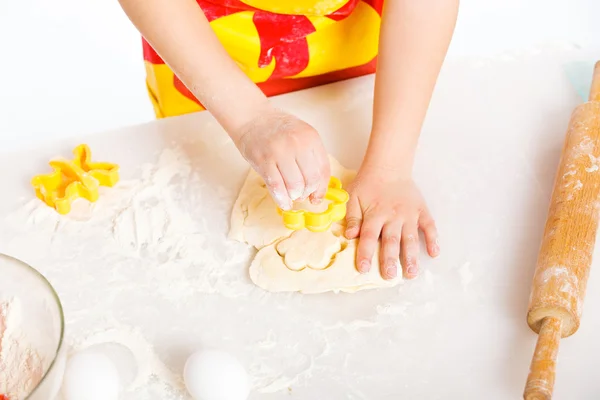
<box><xmin>564</xmin><ymin>61</ymin><xmax>595</xmax><ymax>101</ymax></box>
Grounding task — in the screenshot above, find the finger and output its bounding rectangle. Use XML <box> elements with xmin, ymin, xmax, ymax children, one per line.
<box><xmin>345</xmin><ymin>196</ymin><xmax>362</xmax><ymax>239</ymax></box>
<box><xmin>401</xmin><ymin>223</ymin><xmax>420</xmax><ymax>279</ymax></box>
<box><xmin>296</xmin><ymin>150</ymin><xmax>321</xmax><ymax>200</ymax></box>
<box><xmin>309</xmin><ymin>150</ymin><xmax>331</xmax><ymax>204</ymax></box>
<box><xmin>260</xmin><ymin>162</ymin><xmax>292</xmax><ymax>210</ymax></box>
<box><xmin>356</xmin><ymin>213</ymin><xmax>384</xmax><ymax>274</ymax></box>
<box><xmin>277</xmin><ymin>159</ymin><xmax>305</xmax><ymax>201</ymax></box>
<box><xmin>380</xmin><ymin>220</ymin><xmax>403</xmax><ymax>280</ymax></box>
<box><xmin>419</xmin><ymin>208</ymin><xmax>440</xmax><ymax>258</ymax></box>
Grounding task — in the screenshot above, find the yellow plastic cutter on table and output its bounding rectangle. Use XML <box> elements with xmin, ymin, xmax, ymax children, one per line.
<box><xmin>31</xmin><ymin>144</ymin><xmax>119</xmax><ymax>215</ymax></box>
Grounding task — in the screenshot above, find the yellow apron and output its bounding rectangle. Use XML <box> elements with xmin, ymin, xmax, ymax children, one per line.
<box><xmin>143</xmin><ymin>0</ymin><xmax>383</xmax><ymax>118</ymax></box>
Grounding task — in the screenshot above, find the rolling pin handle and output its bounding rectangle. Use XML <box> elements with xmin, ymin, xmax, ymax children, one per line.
<box><xmin>524</xmin><ymin>317</ymin><xmax>562</xmax><ymax>400</ymax></box>
<box><xmin>589</xmin><ymin>61</ymin><xmax>600</xmax><ymax>102</ymax></box>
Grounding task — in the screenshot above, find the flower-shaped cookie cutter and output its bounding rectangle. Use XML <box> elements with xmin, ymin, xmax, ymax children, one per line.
<box><xmin>72</xmin><ymin>144</ymin><xmax>119</xmax><ymax>187</ymax></box>
<box><xmin>278</xmin><ymin>177</ymin><xmax>349</xmax><ymax>232</ymax></box>
<box><xmin>31</xmin><ymin>144</ymin><xmax>120</xmax><ymax>215</ymax></box>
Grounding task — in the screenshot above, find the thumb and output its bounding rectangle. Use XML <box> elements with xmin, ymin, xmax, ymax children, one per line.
<box><xmin>345</xmin><ymin>196</ymin><xmax>362</xmax><ymax>239</ymax></box>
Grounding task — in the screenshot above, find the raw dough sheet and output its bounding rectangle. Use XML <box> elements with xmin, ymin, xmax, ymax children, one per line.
<box><xmin>229</xmin><ymin>156</ymin><xmax>400</xmax><ymax>294</ymax></box>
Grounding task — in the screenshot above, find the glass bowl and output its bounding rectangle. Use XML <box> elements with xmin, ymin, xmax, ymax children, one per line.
<box><xmin>0</xmin><ymin>254</ymin><xmax>65</xmax><ymax>400</ymax></box>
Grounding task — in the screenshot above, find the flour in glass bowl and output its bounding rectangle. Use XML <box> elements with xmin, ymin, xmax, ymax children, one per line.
<box><xmin>0</xmin><ymin>299</ymin><xmax>44</xmax><ymax>400</ymax></box>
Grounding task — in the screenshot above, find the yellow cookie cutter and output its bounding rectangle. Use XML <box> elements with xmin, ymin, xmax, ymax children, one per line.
<box><xmin>31</xmin><ymin>144</ymin><xmax>120</xmax><ymax>215</ymax></box>
<box><xmin>278</xmin><ymin>177</ymin><xmax>349</xmax><ymax>232</ymax></box>
<box><xmin>72</xmin><ymin>144</ymin><xmax>119</xmax><ymax>187</ymax></box>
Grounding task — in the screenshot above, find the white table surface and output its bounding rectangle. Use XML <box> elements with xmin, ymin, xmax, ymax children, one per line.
<box><xmin>1</xmin><ymin>50</ymin><xmax>600</xmax><ymax>399</ymax></box>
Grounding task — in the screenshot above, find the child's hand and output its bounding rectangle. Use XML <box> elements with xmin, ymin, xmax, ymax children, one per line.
<box><xmin>235</xmin><ymin>108</ymin><xmax>330</xmax><ymax>210</ymax></box>
<box><xmin>344</xmin><ymin>166</ymin><xmax>439</xmax><ymax>280</ymax></box>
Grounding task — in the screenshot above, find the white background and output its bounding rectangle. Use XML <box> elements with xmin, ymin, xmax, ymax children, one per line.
<box><xmin>0</xmin><ymin>0</ymin><xmax>599</xmax><ymax>150</ymax></box>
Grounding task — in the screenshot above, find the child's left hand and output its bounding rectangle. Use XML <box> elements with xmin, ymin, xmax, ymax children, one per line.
<box><xmin>344</xmin><ymin>166</ymin><xmax>440</xmax><ymax>280</ymax></box>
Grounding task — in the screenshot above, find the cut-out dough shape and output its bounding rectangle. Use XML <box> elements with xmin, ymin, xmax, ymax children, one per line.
<box><xmin>229</xmin><ymin>155</ymin><xmax>401</xmax><ymax>294</ymax></box>
<box><xmin>250</xmin><ymin>237</ymin><xmax>397</xmax><ymax>294</ymax></box>
<box><xmin>276</xmin><ymin>230</ymin><xmax>342</xmax><ymax>271</ymax></box>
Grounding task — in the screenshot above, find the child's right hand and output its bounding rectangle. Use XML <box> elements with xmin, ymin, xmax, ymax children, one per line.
<box><xmin>118</xmin><ymin>0</ymin><xmax>329</xmax><ymax>210</ymax></box>
<box><xmin>117</xmin><ymin>0</ymin><xmax>331</xmax><ymax>212</ymax></box>
<box><xmin>234</xmin><ymin>108</ymin><xmax>331</xmax><ymax>211</ymax></box>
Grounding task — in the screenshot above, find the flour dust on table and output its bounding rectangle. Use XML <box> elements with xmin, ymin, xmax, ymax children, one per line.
<box><xmin>229</xmin><ymin>156</ymin><xmax>401</xmax><ymax>294</ymax></box>
<box><xmin>1</xmin><ymin>147</ymin><xmax>256</xmax><ymax>399</ymax></box>
<box><xmin>1</xmin><ymin>139</ymin><xmax>433</xmax><ymax>398</ymax></box>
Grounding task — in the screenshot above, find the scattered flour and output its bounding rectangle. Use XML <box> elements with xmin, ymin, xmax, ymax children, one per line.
<box><xmin>69</xmin><ymin>322</ymin><xmax>184</xmax><ymax>392</ymax></box>
<box><xmin>376</xmin><ymin>303</ymin><xmax>409</xmax><ymax>316</ymax></box>
<box><xmin>3</xmin><ymin>147</ymin><xmax>254</xmax><ymax>398</ymax></box>
<box><xmin>586</xmin><ymin>154</ymin><xmax>599</xmax><ymax>172</ymax></box>
<box><xmin>0</xmin><ymin>145</ymin><xmax>450</xmax><ymax>398</ymax></box>
<box><xmin>0</xmin><ymin>299</ymin><xmax>44</xmax><ymax>400</ymax></box>
<box><xmin>459</xmin><ymin>262</ymin><xmax>473</xmax><ymax>290</ymax></box>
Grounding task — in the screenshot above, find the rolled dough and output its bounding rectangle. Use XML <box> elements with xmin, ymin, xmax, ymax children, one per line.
<box><xmin>276</xmin><ymin>229</ymin><xmax>342</xmax><ymax>271</ymax></box>
<box><xmin>229</xmin><ymin>156</ymin><xmax>401</xmax><ymax>294</ymax></box>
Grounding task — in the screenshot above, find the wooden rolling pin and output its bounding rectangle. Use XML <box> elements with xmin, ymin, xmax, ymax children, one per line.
<box><xmin>524</xmin><ymin>61</ymin><xmax>600</xmax><ymax>400</ymax></box>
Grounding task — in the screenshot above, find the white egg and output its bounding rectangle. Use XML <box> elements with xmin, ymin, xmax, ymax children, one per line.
<box><xmin>61</xmin><ymin>350</ymin><xmax>120</xmax><ymax>400</ymax></box>
<box><xmin>184</xmin><ymin>350</ymin><xmax>250</xmax><ymax>400</ymax></box>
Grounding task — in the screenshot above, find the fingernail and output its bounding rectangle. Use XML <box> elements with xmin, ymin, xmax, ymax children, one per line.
<box><xmin>302</xmin><ymin>184</ymin><xmax>317</xmax><ymax>200</ymax></box>
<box><xmin>385</xmin><ymin>262</ymin><xmax>397</xmax><ymax>279</ymax></box>
<box><xmin>289</xmin><ymin>188</ymin><xmax>303</xmax><ymax>201</ymax></box>
<box><xmin>273</xmin><ymin>191</ymin><xmax>291</xmax><ymax>210</ymax></box>
<box><xmin>407</xmin><ymin>265</ymin><xmax>417</xmax><ymax>276</ymax></box>
<box><xmin>406</xmin><ymin>258</ymin><xmax>418</xmax><ymax>278</ymax></box>
<box><xmin>278</xmin><ymin>201</ymin><xmax>291</xmax><ymax>211</ymax></box>
<box><xmin>359</xmin><ymin>260</ymin><xmax>369</xmax><ymax>273</ymax></box>
<box><xmin>310</xmin><ymin>197</ymin><xmax>322</xmax><ymax>205</ymax></box>
<box><xmin>431</xmin><ymin>238</ymin><xmax>440</xmax><ymax>257</ymax></box>
<box><xmin>279</xmin><ymin>200</ymin><xmax>292</xmax><ymax>210</ymax></box>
